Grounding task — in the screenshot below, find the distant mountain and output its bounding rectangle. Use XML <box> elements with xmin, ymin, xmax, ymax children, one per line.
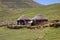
<box><xmin>0</xmin><ymin>0</ymin><xmax>43</xmax><ymax>8</ymax></box>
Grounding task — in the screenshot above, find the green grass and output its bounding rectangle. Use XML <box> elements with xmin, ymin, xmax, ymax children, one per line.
<box><xmin>0</xmin><ymin>27</ymin><xmax>60</xmax><ymax>40</ymax></box>
<box><xmin>21</xmin><ymin>3</ymin><xmax>60</xmax><ymax>20</ymax></box>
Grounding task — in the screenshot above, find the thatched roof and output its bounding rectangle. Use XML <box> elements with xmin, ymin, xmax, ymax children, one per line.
<box><xmin>32</xmin><ymin>14</ymin><xmax>48</xmax><ymax>20</ymax></box>
<box><xmin>17</xmin><ymin>15</ymin><xmax>30</xmax><ymax>20</ymax></box>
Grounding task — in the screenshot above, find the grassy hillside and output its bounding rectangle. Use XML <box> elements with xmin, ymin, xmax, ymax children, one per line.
<box><xmin>0</xmin><ymin>3</ymin><xmax>60</xmax><ymax>24</ymax></box>
<box><xmin>21</xmin><ymin>3</ymin><xmax>60</xmax><ymax>20</ymax></box>
<box><xmin>11</xmin><ymin>3</ymin><xmax>60</xmax><ymax>19</ymax></box>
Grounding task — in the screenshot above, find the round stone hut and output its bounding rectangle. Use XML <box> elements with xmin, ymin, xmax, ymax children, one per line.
<box><xmin>31</xmin><ymin>14</ymin><xmax>48</xmax><ymax>26</ymax></box>
<box><xmin>17</xmin><ymin>15</ymin><xmax>31</xmax><ymax>25</ymax></box>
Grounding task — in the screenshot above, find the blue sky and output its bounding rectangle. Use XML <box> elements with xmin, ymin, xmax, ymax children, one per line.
<box><xmin>33</xmin><ymin>0</ymin><xmax>60</xmax><ymax>5</ymax></box>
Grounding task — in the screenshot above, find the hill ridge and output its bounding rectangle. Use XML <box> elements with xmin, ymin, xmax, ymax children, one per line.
<box><xmin>0</xmin><ymin>0</ymin><xmax>42</xmax><ymax>8</ymax></box>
